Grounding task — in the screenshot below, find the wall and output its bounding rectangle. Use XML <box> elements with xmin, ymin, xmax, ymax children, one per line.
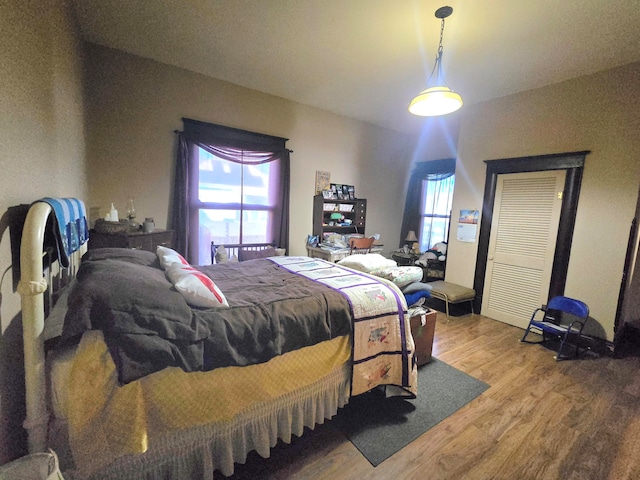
<box><xmin>83</xmin><ymin>44</ymin><xmax>415</xmax><ymax>259</ymax></box>
<box><xmin>619</xmin><ymin>183</ymin><xmax>640</xmax><ymax>332</ymax></box>
<box><xmin>0</xmin><ymin>0</ymin><xmax>87</xmax><ymax>464</ymax></box>
<box><xmin>447</xmin><ymin>61</ymin><xmax>640</xmax><ymax>341</ymax></box>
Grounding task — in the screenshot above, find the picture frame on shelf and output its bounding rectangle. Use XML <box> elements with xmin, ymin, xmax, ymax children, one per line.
<box><xmin>329</xmin><ymin>183</ymin><xmax>356</xmax><ymax>200</ymax></box>
<box><xmin>322</xmin><ymin>190</ymin><xmax>334</xmax><ymax>199</ymax></box>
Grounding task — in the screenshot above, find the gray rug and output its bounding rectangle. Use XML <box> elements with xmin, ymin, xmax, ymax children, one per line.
<box><xmin>334</xmin><ymin>358</ymin><xmax>489</xmax><ymax>466</ymax></box>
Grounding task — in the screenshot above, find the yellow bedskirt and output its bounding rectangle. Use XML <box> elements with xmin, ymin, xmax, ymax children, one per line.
<box><xmin>64</xmin><ymin>331</ymin><xmax>351</xmax><ymax>477</ymax></box>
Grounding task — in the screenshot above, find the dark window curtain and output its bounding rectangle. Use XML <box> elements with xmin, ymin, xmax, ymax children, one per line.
<box><xmin>399</xmin><ymin>158</ymin><xmax>456</xmax><ymax>248</ymax></box>
<box><xmin>171</xmin><ymin>118</ymin><xmax>290</xmax><ymax>260</ymax></box>
<box><xmin>171</xmin><ymin>134</ymin><xmax>189</xmax><ymax>256</ymax></box>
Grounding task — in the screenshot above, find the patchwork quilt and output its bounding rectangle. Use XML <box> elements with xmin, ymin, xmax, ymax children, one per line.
<box><xmin>269</xmin><ymin>256</ymin><xmax>417</xmax><ymax>397</ymax></box>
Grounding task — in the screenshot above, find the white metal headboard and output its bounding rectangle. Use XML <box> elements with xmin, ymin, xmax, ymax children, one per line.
<box><xmin>17</xmin><ymin>202</ymin><xmax>86</xmax><ymax>453</ymax></box>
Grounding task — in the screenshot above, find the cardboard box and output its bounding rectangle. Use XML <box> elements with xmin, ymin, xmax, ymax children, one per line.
<box><xmin>410</xmin><ymin>308</ymin><xmax>437</xmax><ymax>366</ymax></box>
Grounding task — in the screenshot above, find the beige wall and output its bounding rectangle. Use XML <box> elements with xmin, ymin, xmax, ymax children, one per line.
<box><xmin>448</xmin><ymin>62</ymin><xmax>640</xmax><ymax>341</ymax></box>
<box><xmin>83</xmin><ymin>44</ymin><xmax>417</xmax><ymax>259</ymax></box>
<box><xmin>0</xmin><ymin>0</ymin><xmax>87</xmax><ymax>463</ymax></box>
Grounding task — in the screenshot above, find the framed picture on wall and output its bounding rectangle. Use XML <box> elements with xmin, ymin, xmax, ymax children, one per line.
<box><xmin>315</xmin><ymin>170</ymin><xmax>330</xmax><ymax>195</ymax></box>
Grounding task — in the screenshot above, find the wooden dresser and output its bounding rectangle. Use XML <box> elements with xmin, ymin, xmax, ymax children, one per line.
<box><xmin>89</xmin><ymin>229</ymin><xmax>174</xmax><ymax>253</ymax></box>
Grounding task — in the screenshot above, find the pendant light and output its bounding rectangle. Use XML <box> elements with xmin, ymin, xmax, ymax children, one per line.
<box><xmin>409</xmin><ymin>6</ymin><xmax>463</xmax><ymax>117</ymax></box>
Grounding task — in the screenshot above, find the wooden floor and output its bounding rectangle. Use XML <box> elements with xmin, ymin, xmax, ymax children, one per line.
<box><xmin>218</xmin><ymin>312</ymin><xmax>640</xmax><ymax>480</ymax></box>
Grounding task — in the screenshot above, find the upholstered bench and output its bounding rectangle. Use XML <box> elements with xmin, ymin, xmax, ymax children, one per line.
<box><xmin>427</xmin><ymin>280</ymin><xmax>475</xmax><ymax>320</ymax></box>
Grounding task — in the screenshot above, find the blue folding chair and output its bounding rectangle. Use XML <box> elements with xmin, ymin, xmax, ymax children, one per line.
<box><xmin>520</xmin><ymin>296</ymin><xmax>589</xmax><ymax>360</ymax></box>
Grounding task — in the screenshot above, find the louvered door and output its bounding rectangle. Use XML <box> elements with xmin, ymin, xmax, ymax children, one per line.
<box><xmin>481</xmin><ymin>170</ymin><xmax>565</xmax><ymax>329</ymax></box>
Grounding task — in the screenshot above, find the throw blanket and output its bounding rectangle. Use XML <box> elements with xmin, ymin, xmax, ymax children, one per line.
<box><xmin>38</xmin><ymin>197</ymin><xmax>88</xmax><ymax>267</ymax></box>
<box><xmin>269</xmin><ymin>256</ymin><xmax>417</xmax><ymax>397</ymax></box>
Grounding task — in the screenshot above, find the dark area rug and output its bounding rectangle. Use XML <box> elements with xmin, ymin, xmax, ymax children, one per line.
<box><xmin>333</xmin><ymin>357</ymin><xmax>489</xmax><ymax>467</ymax></box>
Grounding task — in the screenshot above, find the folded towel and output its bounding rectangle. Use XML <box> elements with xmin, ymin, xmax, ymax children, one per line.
<box><xmin>404</xmin><ymin>290</ymin><xmax>431</xmax><ymax>308</ymax></box>
<box><xmin>38</xmin><ymin>198</ymin><xmax>88</xmax><ymax>267</ymax></box>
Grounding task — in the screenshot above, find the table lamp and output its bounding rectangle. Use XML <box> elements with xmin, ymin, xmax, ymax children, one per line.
<box><xmin>405</xmin><ymin>230</ymin><xmax>420</xmax><ymax>255</ymax></box>
<box><xmin>405</xmin><ymin>231</ymin><xmax>418</xmax><ymax>243</ymax></box>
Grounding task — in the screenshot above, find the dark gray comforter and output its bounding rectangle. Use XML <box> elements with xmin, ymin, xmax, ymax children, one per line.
<box><xmin>61</xmin><ymin>249</ymin><xmax>352</xmax><ymax>384</ymax></box>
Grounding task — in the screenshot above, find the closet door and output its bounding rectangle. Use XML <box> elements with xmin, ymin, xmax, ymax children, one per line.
<box><xmin>481</xmin><ymin>170</ymin><xmax>565</xmax><ymax>329</ymax></box>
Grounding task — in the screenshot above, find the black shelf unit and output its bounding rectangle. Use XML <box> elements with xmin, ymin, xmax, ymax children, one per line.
<box><xmin>312</xmin><ymin>194</ymin><xmax>366</xmax><ymax>239</ymax></box>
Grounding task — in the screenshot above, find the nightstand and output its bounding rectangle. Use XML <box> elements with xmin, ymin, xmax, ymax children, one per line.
<box><xmin>89</xmin><ymin>229</ymin><xmax>174</xmax><ymax>253</ymax></box>
<box><xmin>392</xmin><ymin>252</ymin><xmax>419</xmax><ymax>266</ymax></box>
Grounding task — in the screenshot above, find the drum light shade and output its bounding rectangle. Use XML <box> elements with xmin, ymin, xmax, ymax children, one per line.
<box><xmin>409</xmin><ymin>6</ymin><xmax>462</xmax><ymax>117</ymax></box>
<box><xmin>409</xmin><ymin>86</ymin><xmax>463</xmax><ymax>116</ymax></box>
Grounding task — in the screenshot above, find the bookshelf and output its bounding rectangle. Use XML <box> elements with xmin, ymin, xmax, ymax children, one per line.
<box><xmin>312</xmin><ymin>194</ymin><xmax>366</xmax><ymax>240</ymax></box>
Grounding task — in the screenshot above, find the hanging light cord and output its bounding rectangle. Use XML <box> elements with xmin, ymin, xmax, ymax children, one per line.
<box><xmin>408</xmin><ymin>5</ymin><xmax>462</xmax><ymax>116</ymax></box>
<box><xmin>427</xmin><ymin>16</ymin><xmax>446</xmax><ymax>86</ymax></box>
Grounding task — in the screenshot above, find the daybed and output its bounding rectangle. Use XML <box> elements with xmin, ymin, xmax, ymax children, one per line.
<box><xmin>18</xmin><ymin>199</ymin><xmax>417</xmax><ymax>479</ymax></box>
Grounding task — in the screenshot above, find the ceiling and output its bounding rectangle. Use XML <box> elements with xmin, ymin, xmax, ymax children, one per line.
<box><xmin>71</xmin><ymin>0</ymin><xmax>640</xmax><ymax>136</ymax></box>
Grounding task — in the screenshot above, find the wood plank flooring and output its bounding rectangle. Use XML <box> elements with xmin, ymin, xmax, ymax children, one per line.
<box><xmin>216</xmin><ymin>312</ymin><xmax>640</xmax><ymax>480</ymax></box>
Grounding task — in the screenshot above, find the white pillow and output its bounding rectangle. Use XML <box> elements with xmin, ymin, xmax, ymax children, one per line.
<box><xmin>369</xmin><ymin>266</ymin><xmax>424</xmax><ymax>288</ymax></box>
<box><xmin>337</xmin><ymin>253</ymin><xmax>397</xmax><ymax>273</ymax></box>
<box><xmin>157</xmin><ymin>245</ymin><xmax>189</xmax><ymax>270</ymax></box>
<box><xmin>166</xmin><ymin>264</ymin><xmax>229</xmax><ymax>308</ymax></box>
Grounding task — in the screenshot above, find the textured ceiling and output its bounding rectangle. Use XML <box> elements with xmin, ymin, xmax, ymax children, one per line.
<box><xmin>71</xmin><ymin>0</ymin><xmax>640</xmax><ymax>135</ymax></box>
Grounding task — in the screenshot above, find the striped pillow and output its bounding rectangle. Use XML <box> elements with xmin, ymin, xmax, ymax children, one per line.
<box><xmin>166</xmin><ymin>264</ymin><xmax>229</xmax><ymax>308</ymax></box>
<box><xmin>157</xmin><ymin>245</ymin><xmax>189</xmax><ymax>270</ymax></box>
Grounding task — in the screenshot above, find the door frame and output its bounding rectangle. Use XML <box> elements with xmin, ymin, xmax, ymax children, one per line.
<box><xmin>473</xmin><ymin>151</ymin><xmax>590</xmax><ymax>312</ymax></box>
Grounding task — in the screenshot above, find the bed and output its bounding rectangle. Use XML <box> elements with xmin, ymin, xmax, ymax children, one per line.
<box><xmin>18</xmin><ymin>199</ymin><xmax>417</xmax><ymax>479</ymax></box>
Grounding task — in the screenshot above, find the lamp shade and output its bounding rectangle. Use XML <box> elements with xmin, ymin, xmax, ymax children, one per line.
<box><xmin>405</xmin><ymin>230</ymin><xmax>419</xmax><ymax>242</ymax></box>
<box><xmin>408</xmin><ymin>6</ymin><xmax>462</xmax><ymax>117</ymax></box>
<box><xmin>409</xmin><ymin>86</ymin><xmax>463</xmax><ymax>116</ymax></box>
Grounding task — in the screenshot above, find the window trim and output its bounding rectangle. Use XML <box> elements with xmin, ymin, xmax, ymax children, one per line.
<box><xmin>400</xmin><ymin>158</ymin><xmax>456</xmax><ymax>249</ymax></box>
<box><xmin>418</xmin><ymin>174</ymin><xmax>455</xmax><ymax>250</ymax></box>
<box><xmin>172</xmin><ymin>118</ymin><xmax>290</xmax><ymax>263</ymax></box>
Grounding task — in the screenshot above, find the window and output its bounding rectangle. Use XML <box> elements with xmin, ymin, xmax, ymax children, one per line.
<box><xmin>172</xmin><ymin>119</ymin><xmax>290</xmax><ymax>264</ymax></box>
<box><xmin>418</xmin><ymin>174</ymin><xmax>454</xmax><ymax>251</ymax></box>
<box><xmin>399</xmin><ymin>158</ymin><xmax>455</xmax><ymax>251</ymax></box>
<box><xmin>193</xmin><ymin>147</ymin><xmax>282</xmax><ymax>264</ymax></box>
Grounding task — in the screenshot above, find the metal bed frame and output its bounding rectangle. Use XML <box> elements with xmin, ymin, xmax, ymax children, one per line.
<box><xmin>210</xmin><ymin>242</ymin><xmax>275</xmax><ymax>263</ymax></box>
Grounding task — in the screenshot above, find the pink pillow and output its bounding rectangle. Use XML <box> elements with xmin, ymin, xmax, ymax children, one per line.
<box><xmin>166</xmin><ymin>264</ymin><xmax>229</xmax><ymax>308</ymax></box>
<box><xmin>157</xmin><ymin>245</ymin><xmax>189</xmax><ymax>270</ymax></box>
